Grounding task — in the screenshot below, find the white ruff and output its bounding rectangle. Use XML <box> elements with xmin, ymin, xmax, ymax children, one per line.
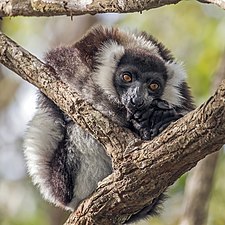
<box><xmin>23</xmin><ymin>108</ymin><xmax>65</xmax><ymax>209</ymax></box>
<box><xmin>122</xmin><ymin>29</ymin><xmax>161</xmax><ymax>56</ymax></box>
<box><xmin>162</xmin><ymin>61</ymin><xmax>186</xmax><ymax>107</ymax></box>
<box><xmin>93</xmin><ymin>40</ymin><xmax>125</xmax><ymax>96</ymax></box>
<box><xmin>130</xmin><ymin>33</ymin><xmax>159</xmax><ymax>54</ymax></box>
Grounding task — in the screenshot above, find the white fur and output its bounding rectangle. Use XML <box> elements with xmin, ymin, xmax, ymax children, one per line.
<box><xmin>162</xmin><ymin>61</ymin><xmax>187</xmax><ymax>107</ymax></box>
<box><xmin>67</xmin><ymin>123</ymin><xmax>112</xmax><ymax>209</ymax></box>
<box><xmin>93</xmin><ymin>40</ymin><xmax>125</xmax><ymax>96</ymax></box>
<box><xmin>23</xmin><ymin>108</ymin><xmax>65</xmax><ymax>208</ymax></box>
<box><xmin>130</xmin><ymin>33</ymin><xmax>160</xmax><ymax>55</ymax></box>
<box><xmin>24</xmin><ymin>107</ymin><xmax>112</xmax><ymax>211</ymax></box>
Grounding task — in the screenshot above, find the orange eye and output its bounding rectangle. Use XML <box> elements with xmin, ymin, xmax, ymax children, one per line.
<box><xmin>149</xmin><ymin>82</ymin><xmax>159</xmax><ymax>91</ymax></box>
<box><xmin>122</xmin><ymin>73</ymin><xmax>132</xmax><ymax>82</ymax></box>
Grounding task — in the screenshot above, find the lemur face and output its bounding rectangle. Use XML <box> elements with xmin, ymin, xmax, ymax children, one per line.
<box><xmin>113</xmin><ymin>50</ymin><xmax>168</xmax><ymax>114</ymax></box>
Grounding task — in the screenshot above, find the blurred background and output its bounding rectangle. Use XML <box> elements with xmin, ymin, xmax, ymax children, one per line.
<box><xmin>0</xmin><ymin>1</ymin><xmax>225</xmax><ymax>225</ymax></box>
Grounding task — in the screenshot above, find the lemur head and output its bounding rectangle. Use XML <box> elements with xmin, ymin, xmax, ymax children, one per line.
<box><xmin>48</xmin><ymin>25</ymin><xmax>195</xmax><ymax>123</ymax></box>
<box><xmin>90</xmin><ymin>27</ymin><xmax>191</xmax><ymax>114</ymax></box>
<box><xmin>113</xmin><ymin>50</ymin><xmax>170</xmax><ymax>114</ymax></box>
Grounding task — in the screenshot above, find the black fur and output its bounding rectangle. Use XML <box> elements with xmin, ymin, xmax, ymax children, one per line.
<box><xmin>130</xmin><ymin>99</ymin><xmax>183</xmax><ymax>140</ymax></box>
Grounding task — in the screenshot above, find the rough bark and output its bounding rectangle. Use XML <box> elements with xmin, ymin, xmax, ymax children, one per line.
<box><xmin>0</xmin><ymin>0</ymin><xmax>224</xmax><ymax>17</ymax></box>
<box><xmin>179</xmin><ymin>52</ymin><xmax>225</xmax><ymax>225</ymax></box>
<box><xmin>1</xmin><ymin>31</ymin><xmax>225</xmax><ymax>224</ymax></box>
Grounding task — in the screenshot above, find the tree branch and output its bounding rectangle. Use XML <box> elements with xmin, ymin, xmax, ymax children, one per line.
<box><xmin>0</xmin><ymin>0</ymin><xmax>224</xmax><ymax>17</ymax></box>
<box><xmin>1</xmin><ymin>31</ymin><xmax>225</xmax><ymax>224</ymax></box>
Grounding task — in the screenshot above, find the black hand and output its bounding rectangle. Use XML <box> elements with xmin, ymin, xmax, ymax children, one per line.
<box><xmin>135</xmin><ymin>106</ymin><xmax>182</xmax><ymax>140</ymax></box>
<box><xmin>150</xmin><ymin>112</ymin><xmax>182</xmax><ymax>138</ymax></box>
<box><xmin>129</xmin><ymin>106</ymin><xmax>155</xmax><ymax>138</ymax></box>
<box><xmin>136</xmin><ymin>109</ymin><xmax>167</xmax><ymax>140</ymax></box>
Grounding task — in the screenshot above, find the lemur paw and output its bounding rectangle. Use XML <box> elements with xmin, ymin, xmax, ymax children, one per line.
<box><xmin>130</xmin><ymin>99</ymin><xmax>182</xmax><ymax>140</ymax></box>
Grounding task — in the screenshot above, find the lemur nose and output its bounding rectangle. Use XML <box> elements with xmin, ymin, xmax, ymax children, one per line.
<box><xmin>131</xmin><ymin>98</ymin><xmax>144</xmax><ymax>108</ymax></box>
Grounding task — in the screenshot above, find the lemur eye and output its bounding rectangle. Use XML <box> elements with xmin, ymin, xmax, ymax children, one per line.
<box><xmin>122</xmin><ymin>73</ymin><xmax>132</xmax><ymax>82</ymax></box>
<box><xmin>149</xmin><ymin>82</ymin><xmax>159</xmax><ymax>91</ymax></box>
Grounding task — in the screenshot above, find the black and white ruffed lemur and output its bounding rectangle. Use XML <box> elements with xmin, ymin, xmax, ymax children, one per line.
<box><xmin>23</xmin><ymin>26</ymin><xmax>194</xmax><ymax>224</ymax></box>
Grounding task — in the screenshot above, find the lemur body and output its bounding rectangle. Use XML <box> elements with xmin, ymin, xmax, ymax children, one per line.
<box><xmin>24</xmin><ymin>26</ymin><xmax>194</xmax><ymax>224</ymax></box>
